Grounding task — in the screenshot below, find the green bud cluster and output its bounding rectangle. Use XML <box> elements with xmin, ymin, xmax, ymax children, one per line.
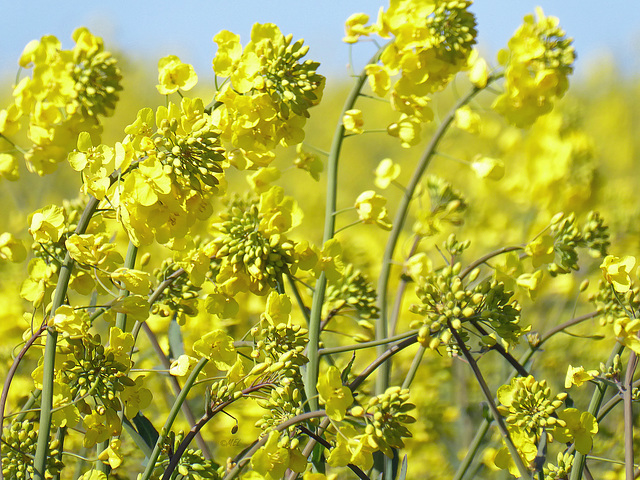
<box><xmin>427</xmin><ymin>0</ymin><xmax>478</xmax><ymax>64</ymax></box>
<box><xmin>208</xmin><ymin>379</ymin><xmax>242</xmax><ymax>410</ymax></box>
<box><xmin>547</xmin><ymin>211</ymin><xmax>609</xmax><ymax>276</ymax></box>
<box><xmin>581</xmin><ymin>211</ymin><xmax>609</xmax><ymax>258</ymax></box>
<box><xmin>411</xmin><ymin>262</ymin><xmax>523</xmax><ymax>350</ymax></box>
<box><xmin>261</xmin><ymin>33</ymin><xmax>324</xmax><ymax>119</ymax></box>
<box><xmin>59</xmin><ymin>332</ymin><xmax>132</xmax><ymax>412</ymax></box>
<box><xmin>415</xmin><ymin>176</ymin><xmax>468</xmax><ymax>236</ymax></box>
<box><xmin>529</xmin><ymin>12</ymin><xmax>575</xmax><ymax>78</ymax></box>
<box><xmin>410</xmin><ymin>262</ymin><xmax>474</xmax><ymax>350</ymax></box>
<box><xmin>152</xmin><ymin>258</ymin><xmax>202</xmax><ymax>318</ymax></box>
<box><xmin>155</xmin><ymin>116</ymin><xmax>225</xmax><ymax>194</ymax></box>
<box><xmin>599</xmin><ymin>354</ymin><xmax>621</xmax><ymax>381</ymax></box>
<box><xmin>548</xmin><ymin>213</ymin><xmax>582</xmax><ymax>275</ymax></box>
<box><xmin>255</xmin><ymin>384</ymin><xmax>303</xmax><ymax>438</ymax></box>
<box><xmin>543</xmin><ymin>452</ymin><xmax>574</xmax><ymax>480</ymax></box>
<box><xmin>151</xmin><ymin>430</ymin><xmax>221</xmax><ymax>480</ymax></box>
<box><xmin>590</xmin><ymin>279</ymin><xmax>640</xmax><ymax>326</ymax></box>
<box><xmin>443</xmin><ymin>233</ymin><xmax>471</xmax><ymax>257</ymax></box>
<box><xmin>325</xmin><ymin>263</ymin><xmax>379</xmax><ymax>320</ymax></box>
<box><xmin>1</xmin><ymin>420</ymin><xmax>64</xmax><ymax>478</ymax></box>
<box><xmin>252</xmin><ymin>320</ymin><xmax>308</xmax><ymax>368</ymax></box>
<box><xmin>71</xmin><ymin>48</ymin><xmax>122</xmax><ymax>118</ymax></box>
<box><xmin>355</xmin><ymin>387</ymin><xmax>415</xmax><ymax>456</ymax></box>
<box><xmin>497</xmin><ymin>376</ymin><xmax>567</xmax><ymax>436</ymax></box>
<box><xmin>213</xmin><ymin>199</ymin><xmax>296</xmax><ymax>294</ymax></box>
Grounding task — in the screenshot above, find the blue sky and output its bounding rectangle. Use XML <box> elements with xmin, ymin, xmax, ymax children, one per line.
<box><xmin>1</xmin><ymin>1</ymin><xmax>638</xmax><ymax>82</ymax></box>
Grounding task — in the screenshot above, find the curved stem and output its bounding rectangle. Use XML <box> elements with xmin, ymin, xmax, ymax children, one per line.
<box><xmin>305</xmin><ymin>45</ymin><xmax>386</xmax><ymax>410</ymax></box>
<box><xmin>115</xmin><ymin>242</ymin><xmax>138</xmax><ymax>331</ymax></box>
<box><xmin>625</xmin><ymin>352</ymin><xmax>638</xmax><ymax>480</ymax></box>
<box><xmin>223</xmin><ymin>410</ymin><xmax>328</xmax><ymax>480</ymax></box>
<box><xmin>375</xmin><ymin>75</ymin><xmax>501</xmax><ymax>395</ymax></box>
<box><xmin>453</xmin><ymin>310</ymin><xmax>599</xmax><ymax>480</ymax></box>
<box><xmin>139</xmin><ymin>357</ymin><xmax>208</xmax><ymax>480</ymax></box>
<box><xmin>140</xmin><ymin>322</ymin><xmax>212</xmax><ymax>458</ymax></box>
<box><xmin>33</xmin><ymin>195</ymin><xmax>101</xmax><ymax>480</ymax></box>
<box><xmin>448</xmin><ymin>321</ymin><xmax>531</xmax><ymax>479</ymax></box>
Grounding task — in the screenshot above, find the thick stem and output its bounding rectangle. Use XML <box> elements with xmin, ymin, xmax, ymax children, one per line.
<box><xmin>625</xmin><ymin>352</ymin><xmax>638</xmax><ymax>480</ymax></box>
<box><xmin>375</xmin><ymin>75</ymin><xmax>500</xmax><ymax>395</ymax></box>
<box><xmin>139</xmin><ymin>357</ymin><xmax>208</xmax><ymax>480</ymax></box>
<box><xmin>570</xmin><ymin>342</ymin><xmax>626</xmax><ymax>480</ymax></box>
<box><xmin>34</xmin><ymin>196</ymin><xmax>101</xmax><ymax>480</ymax></box>
<box><xmin>449</xmin><ymin>322</ymin><xmax>532</xmax><ymax>479</ymax></box>
<box><xmin>115</xmin><ymin>242</ymin><xmax>138</xmax><ymax>331</ymax></box>
<box><xmin>305</xmin><ymin>46</ymin><xmax>385</xmax><ymax>410</ymax></box>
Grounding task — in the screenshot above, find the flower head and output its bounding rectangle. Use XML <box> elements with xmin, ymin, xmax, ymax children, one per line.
<box><xmin>317</xmin><ymin>366</ymin><xmax>354</xmax><ymax>421</ymax></box>
<box><xmin>156</xmin><ymin>55</ymin><xmax>198</xmax><ymax>94</ymax></box>
<box><xmin>600</xmin><ymin>255</ymin><xmax>636</xmax><ymax>292</ymax></box>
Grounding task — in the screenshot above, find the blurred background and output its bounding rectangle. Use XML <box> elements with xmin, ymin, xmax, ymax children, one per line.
<box><xmin>2</xmin><ymin>1</ymin><xmax>639</xmax><ymax>81</ymax></box>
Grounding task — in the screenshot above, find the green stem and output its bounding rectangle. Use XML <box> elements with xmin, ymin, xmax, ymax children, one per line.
<box><xmin>570</xmin><ymin>342</ymin><xmax>625</xmax><ymax>480</ymax></box>
<box><xmin>140</xmin><ymin>321</ymin><xmax>212</xmax><ymax>459</ymax></box>
<box><xmin>305</xmin><ymin>45</ymin><xmax>385</xmax><ymax>410</ymax></box>
<box><xmin>319</xmin><ymin>329</ymin><xmax>418</xmax><ymax>356</ymax></box>
<box><xmin>115</xmin><ymin>242</ymin><xmax>138</xmax><ymax>331</ymax></box>
<box><xmin>449</xmin><ymin>322</ymin><xmax>531</xmax><ymax>479</ymax></box>
<box><xmin>139</xmin><ymin>357</ymin><xmax>209</xmax><ymax>480</ymax></box>
<box><xmin>624</xmin><ymin>351</ymin><xmax>637</xmax><ymax>480</ymax></box>
<box><xmin>401</xmin><ymin>346</ymin><xmax>426</xmax><ymax>389</ymax></box>
<box><xmin>453</xmin><ymin>310</ymin><xmax>599</xmax><ymax>480</ymax></box>
<box><xmin>223</xmin><ymin>410</ymin><xmax>328</xmax><ymax>480</ymax></box>
<box><xmin>375</xmin><ymin>75</ymin><xmax>500</xmax><ymax>395</ymax></box>
<box><xmin>33</xmin><ymin>195</ymin><xmax>101</xmax><ymax>480</ymax></box>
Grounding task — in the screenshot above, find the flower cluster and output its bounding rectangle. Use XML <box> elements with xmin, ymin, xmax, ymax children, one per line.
<box><xmin>346</xmin><ymin>0</ymin><xmax>478</xmax><ymax>146</ymax></box>
<box><xmin>413</xmin><ymin>176</ymin><xmax>468</xmax><ymax>237</ymax></box>
<box><xmin>411</xmin><ymin>262</ymin><xmax>525</xmax><ymax>353</ymax></box>
<box><xmin>493</xmin><ymin>8</ymin><xmax>575</xmax><ymax>127</ymax></box>
<box><xmin>212</xmin><ymin>23</ymin><xmax>325</xmax><ymax>168</ymax></box>
<box><xmin>209</xmin><ymin>188</ymin><xmax>301</xmax><ymax>295</ymax></box>
<box><xmin>0</xmin><ymin>28</ymin><xmax>121</xmax><ymax>176</ymax></box>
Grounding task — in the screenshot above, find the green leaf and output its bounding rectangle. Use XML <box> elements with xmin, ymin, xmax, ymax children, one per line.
<box><xmin>168</xmin><ymin>315</ymin><xmax>185</xmax><ymax>358</ymax></box>
<box><xmin>341</xmin><ymin>352</ymin><xmax>356</xmax><ymax>384</ymax></box>
<box><xmin>397</xmin><ymin>455</ymin><xmax>408</xmax><ymax>480</ymax></box>
<box><xmin>130</xmin><ymin>412</ymin><xmax>159</xmax><ymax>457</ymax></box>
<box><xmin>123</xmin><ymin>415</ymin><xmax>154</xmax><ymax>459</ymax></box>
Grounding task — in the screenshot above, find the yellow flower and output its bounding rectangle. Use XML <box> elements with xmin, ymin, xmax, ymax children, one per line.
<box><xmin>156</xmin><ymin>55</ymin><xmax>198</xmax><ymax>95</ymax></box>
<box><xmin>365</xmin><ymin>64</ymin><xmax>391</xmax><ymax>97</ymax></box>
<box><xmin>468</xmin><ymin>51</ymin><xmax>489</xmax><ymax>88</ymax></box>
<box><xmin>405</xmin><ymin>253</ymin><xmax>433</xmax><ymax>282</ymax></box>
<box><xmin>0</xmin><ymin>152</ymin><xmax>20</xmax><ymax>180</ymax></box>
<box><xmin>317</xmin><ymin>366</ymin><xmax>354</xmax><ymax>421</ymax></box>
<box><xmin>552</xmin><ymin>408</ymin><xmax>598</xmax><ymax>454</ymax></box>
<box><xmin>374</xmin><ymin>158</ymin><xmax>401</xmax><ymax>189</ymax></box>
<box><xmin>471</xmin><ymin>156</ymin><xmax>505</xmax><ymax>180</ymax></box>
<box><xmin>120</xmin><ymin>376</ymin><xmax>153</xmax><ymax>418</ymax></box>
<box><xmin>192</xmin><ymin>330</ymin><xmax>237</xmax><ymax>369</ymax></box>
<box><xmin>0</xmin><ymin>232</ymin><xmax>26</xmax><ymax>263</ymax></box>
<box><xmin>525</xmin><ymin>234</ymin><xmax>555</xmax><ymax>268</ymax></box>
<box><xmin>600</xmin><ymin>255</ymin><xmax>636</xmax><ymax>292</ymax></box>
<box><xmin>251</xmin><ymin>431</ymin><xmax>291</xmax><ymax>480</ymax></box>
<box><xmin>343</xmin><ymin>109</ymin><xmax>364</xmax><ymax>134</ymax></box>
<box><xmin>565</xmin><ymin>365</ymin><xmax>598</xmax><ymax>388</ymax></box>
<box><xmin>343</xmin><ymin>13</ymin><xmax>374</xmax><ymax>43</ymax></box>
<box><xmin>355</xmin><ymin>190</ymin><xmax>392</xmax><ymax>230</ymax></box>
<box><xmin>98</xmin><ymin>439</ymin><xmax>123</xmax><ymax>469</ymax></box>
<box><xmin>454</xmin><ymin>106</ymin><xmax>481</xmax><ymax>134</ymax></box>
<box><xmin>169</xmin><ymin>355</ymin><xmax>198</xmax><ymax>377</ymax></box>
<box><xmin>28</xmin><ymin>204</ymin><xmax>65</xmax><ymax>243</ymax></box>
<box><xmin>387</xmin><ymin>114</ymin><xmax>421</xmax><ymax>148</ymax></box>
